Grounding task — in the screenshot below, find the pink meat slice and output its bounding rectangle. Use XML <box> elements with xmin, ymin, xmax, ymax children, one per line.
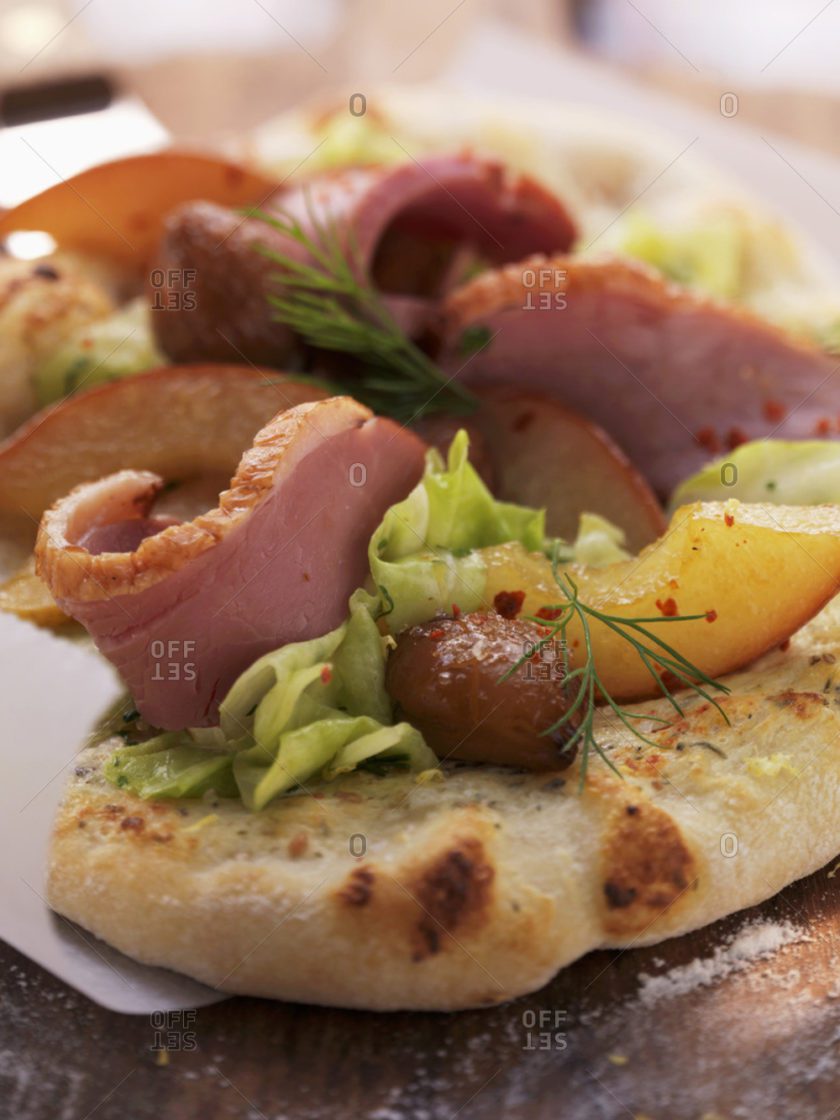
<box><xmin>36</xmin><ymin>397</ymin><xmax>426</xmax><ymax>729</ymax></box>
<box><xmin>437</xmin><ymin>255</ymin><xmax>840</xmax><ymax>497</ymax></box>
<box><xmin>152</xmin><ymin>153</ymin><xmax>578</xmax><ymax>365</ymax></box>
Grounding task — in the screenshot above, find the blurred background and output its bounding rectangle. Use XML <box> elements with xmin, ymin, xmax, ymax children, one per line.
<box><xmin>0</xmin><ymin>0</ymin><xmax>838</xmax><ymax>153</ymax></box>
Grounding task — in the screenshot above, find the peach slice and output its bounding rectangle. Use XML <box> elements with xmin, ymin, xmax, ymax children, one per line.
<box><xmin>472</xmin><ymin>390</ymin><xmax>665</xmax><ymax>552</ymax></box>
<box><xmin>0</xmin><ymin>364</ymin><xmax>326</xmax><ymax>519</ymax></box>
<box><xmin>0</xmin><ymin>152</ymin><xmax>276</xmax><ymax>270</ymax></box>
<box><xmin>483</xmin><ymin>500</ymin><xmax>840</xmax><ymax>701</ymax></box>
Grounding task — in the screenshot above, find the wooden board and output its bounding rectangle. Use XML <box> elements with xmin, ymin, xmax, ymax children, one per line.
<box><xmin>3</xmin><ymin>860</ymin><xmax>840</xmax><ymax>1120</ymax></box>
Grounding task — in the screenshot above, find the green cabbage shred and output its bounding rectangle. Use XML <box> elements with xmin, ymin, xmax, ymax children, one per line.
<box><xmin>672</xmin><ymin>439</ymin><xmax>840</xmax><ymax>510</ymax></box>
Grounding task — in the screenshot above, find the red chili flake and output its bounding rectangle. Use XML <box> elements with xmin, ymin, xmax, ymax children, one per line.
<box><xmin>763</xmin><ymin>398</ymin><xmax>786</xmax><ymax>423</ymax></box>
<box><xmin>668</xmin><ymin>578</ymin><xmax>679</xmax><ymax>590</ymax></box>
<box><xmin>705</xmin><ymin>609</ymin><xmax>718</xmax><ymax>623</ymax></box>
<box><xmin>451</xmin><ymin>603</ymin><xmax>462</xmax><ymax>618</ymax></box>
<box><xmin>320</xmin><ymin>665</ymin><xmax>332</xmax><ymax>684</ymax></box>
<box><xmin>536</xmin><ymin>625</ymin><xmax>553</xmax><ymax>637</ymax></box>
<box><xmin>779</xmin><ymin>638</ymin><xmax>791</xmax><ymax>652</ymax></box>
<box><xmin>815</xmin><ymin>417</ymin><xmax>832</xmax><ymax>437</ymax></box>
<box><xmin>724</xmin><ymin>512</ymin><xmax>735</xmax><ymax>527</ymax></box>
<box><xmin>494</xmin><ymin>589</ymin><xmax>525</xmax><ymax>620</ymax></box>
<box><xmin>655</xmin><ymin>597</ymin><xmax>678</xmax><ymax>617</ymax></box>
<box><xmin>429</xmin><ymin>627</ymin><xmax>445</xmax><ymax>640</ymax></box>
<box><xmin>727</xmin><ymin>426</ymin><xmax>748</xmax><ymax>450</ymax></box>
<box><xmin>659</xmin><ymin>670</ymin><xmax>681</xmax><ymax>691</ymax></box>
<box><xmin>536</xmin><ymin>605</ymin><xmax>564</xmax><ymax>621</ymax></box>
<box><xmin>695</xmin><ymin>427</ymin><xmax>720</xmax><ymax>453</ymax></box>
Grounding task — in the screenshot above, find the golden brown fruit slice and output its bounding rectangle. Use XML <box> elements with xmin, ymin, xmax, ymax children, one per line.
<box><xmin>0</xmin><ymin>557</ymin><xmax>70</xmax><ymax>628</ymax></box>
<box><xmin>0</xmin><ymin>152</ymin><xmax>275</xmax><ymax>269</ymax></box>
<box><xmin>483</xmin><ymin>500</ymin><xmax>840</xmax><ymax>701</ymax></box>
<box><xmin>0</xmin><ymin>365</ymin><xmax>327</xmax><ymax>519</ymax></box>
<box><xmin>472</xmin><ymin>390</ymin><xmax>665</xmax><ymax>552</ymax></box>
<box><xmin>386</xmin><ymin>613</ymin><xmax>579</xmax><ymax>770</ymax></box>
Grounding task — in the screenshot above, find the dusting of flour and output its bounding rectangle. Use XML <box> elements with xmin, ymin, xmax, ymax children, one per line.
<box><xmin>635</xmin><ymin>918</ymin><xmax>807</xmax><ymax>1006</ymax></box>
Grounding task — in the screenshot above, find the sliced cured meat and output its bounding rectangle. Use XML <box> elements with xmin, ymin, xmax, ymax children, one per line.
<box><xmin>36</xmin><ymin>397</ymin><xmax>426</xmax><ymax>729</ymax></box>
<box><xmin>437</xmin><ymin>256</ymin><xmax>840</xmax><ymax>496</ymax></box>
<box><xmin>152</xmin><ymin>154</ymin><xmax>577</xmax><ymax>365</ymax></box>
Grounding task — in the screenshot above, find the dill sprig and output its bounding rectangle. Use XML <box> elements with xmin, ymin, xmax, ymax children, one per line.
<box><xmin>503</xmin><ymin>542</ymin><xmax>731</xmax><ymax>787</ymax></box>
<box><xmin>253</xmin><ymin>203</ymin><xmax>477</xmax><ymax>425</ymax></box>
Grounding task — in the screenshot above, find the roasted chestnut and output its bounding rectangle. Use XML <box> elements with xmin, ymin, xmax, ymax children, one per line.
<box><xmin>386</xmin><ymin>612</ymin><xmax>579</xmax><ymax>771</ymax></box>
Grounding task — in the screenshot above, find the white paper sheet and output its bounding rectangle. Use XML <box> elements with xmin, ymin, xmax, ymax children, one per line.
<box><xmin>0</xmin><ymin>613</ymin><xmax>225</xmax><ymax>1013</ymax></box>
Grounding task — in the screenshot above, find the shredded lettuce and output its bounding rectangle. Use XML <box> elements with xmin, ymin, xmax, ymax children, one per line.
<box><xmin>615</xmin><ymin>208</ymin><xmax>801</xmax><ymax>306</ymax></box>
<box><xmin>105</xmin><ymin>737</ymin><xmax>240</xmax><ymax>800</ymax></box>
<box><xmin>105</xmin><ymin>592</ymin><xmax>436</xmax><ymax>809</ymax></box>
<box><xmin>618</xmin><ymin>211</ymin><xmax>744</xmax><ymax>301</ymax></box>
<box><xmin>309</xmin><ymin>111</ymin><xmax>403</xmax><ymax>172</ymax></box>
<box><xmin>571</xmin><ymin>512</ymin><xmax>630</xmax><ymax>567</ymax></box>
<box><xmin>369</xmin><ymin>431</ymin><xmax>628</xmax><ymax>632</ymax></box>
<box><xmin>672</xmin><ymin>440</ymin><xmax>840</xmax><ymax>510</ymax></box>
<box><xmin>370</xmin><ymin>429</ymin><xmax>555</xmax><ymax>632</ymax></box>
<box><xmin>34</xmin><ymin>297</ymin><xmax>163</xmax><ymax>405</ymax></box>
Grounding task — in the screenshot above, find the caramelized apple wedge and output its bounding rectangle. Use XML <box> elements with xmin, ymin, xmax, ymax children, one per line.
<box><xmin>0</xmin><ymin>558</ymin><xmax>69</xmax><ymax>628</ymax></box>
<box><xmin>483</xmin><ymin>500</ymin><xmax>840</xmax><ymax>701</ymax></box>
<box><xmin>474</xmin><ymin>390</ymin><xmax>665</xmax><ymax>552</ymax></box>
<box><xmin>0</xmin><ymin>152</ymin><xmax>275</xmax><ymax>269</ymax></box>
<box><xmin>417</xmin><ymin>391</ymin><xmax>665</xmax><ymax>551</ymax></box>
<box><xmin>0</xmin><ymin>365</ymin><xmax>326</xmax><ymax>518</ymax></box>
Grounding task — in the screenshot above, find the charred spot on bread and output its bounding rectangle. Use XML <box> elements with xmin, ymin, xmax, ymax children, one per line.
<box><xmin>769</xmin><ymin>689</ymin><xmax>829</xmax><ymax>718</ymax></box>
<box><xmin>603</xmin><ymin>882</ymin><xmax>637</xmax><ymax>909</ymax></box>
<box><xmin>410</xmin><ymin>837</ymin><xmax>494</xmax><ymax>961</ymax></box>
<box><xmin>339</xmin><ymin>866</ymin><xmax>375</xmax><ymax>907</ymax></box>
<box><xmin>600</xmin><ymin>801</ymin><xmax>698</xmax><ymax>935</ymax></box>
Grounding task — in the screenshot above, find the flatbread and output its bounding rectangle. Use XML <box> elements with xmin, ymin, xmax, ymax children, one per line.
<box><xmin>42</xmin><ymin>88</ymin><xmax>840</xmax><ymax>1011</ymax></box>
<box><xmin>48</xmin><ymin>597</ymin><xmax>840</xmax><ymax>1011</ymax></box>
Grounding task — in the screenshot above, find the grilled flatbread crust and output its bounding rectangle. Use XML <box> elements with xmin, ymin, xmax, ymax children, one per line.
<box><xmin>48</xmin><ymin>598</ymin><xmax>840</xmax><ymax>1011</ymax></box>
